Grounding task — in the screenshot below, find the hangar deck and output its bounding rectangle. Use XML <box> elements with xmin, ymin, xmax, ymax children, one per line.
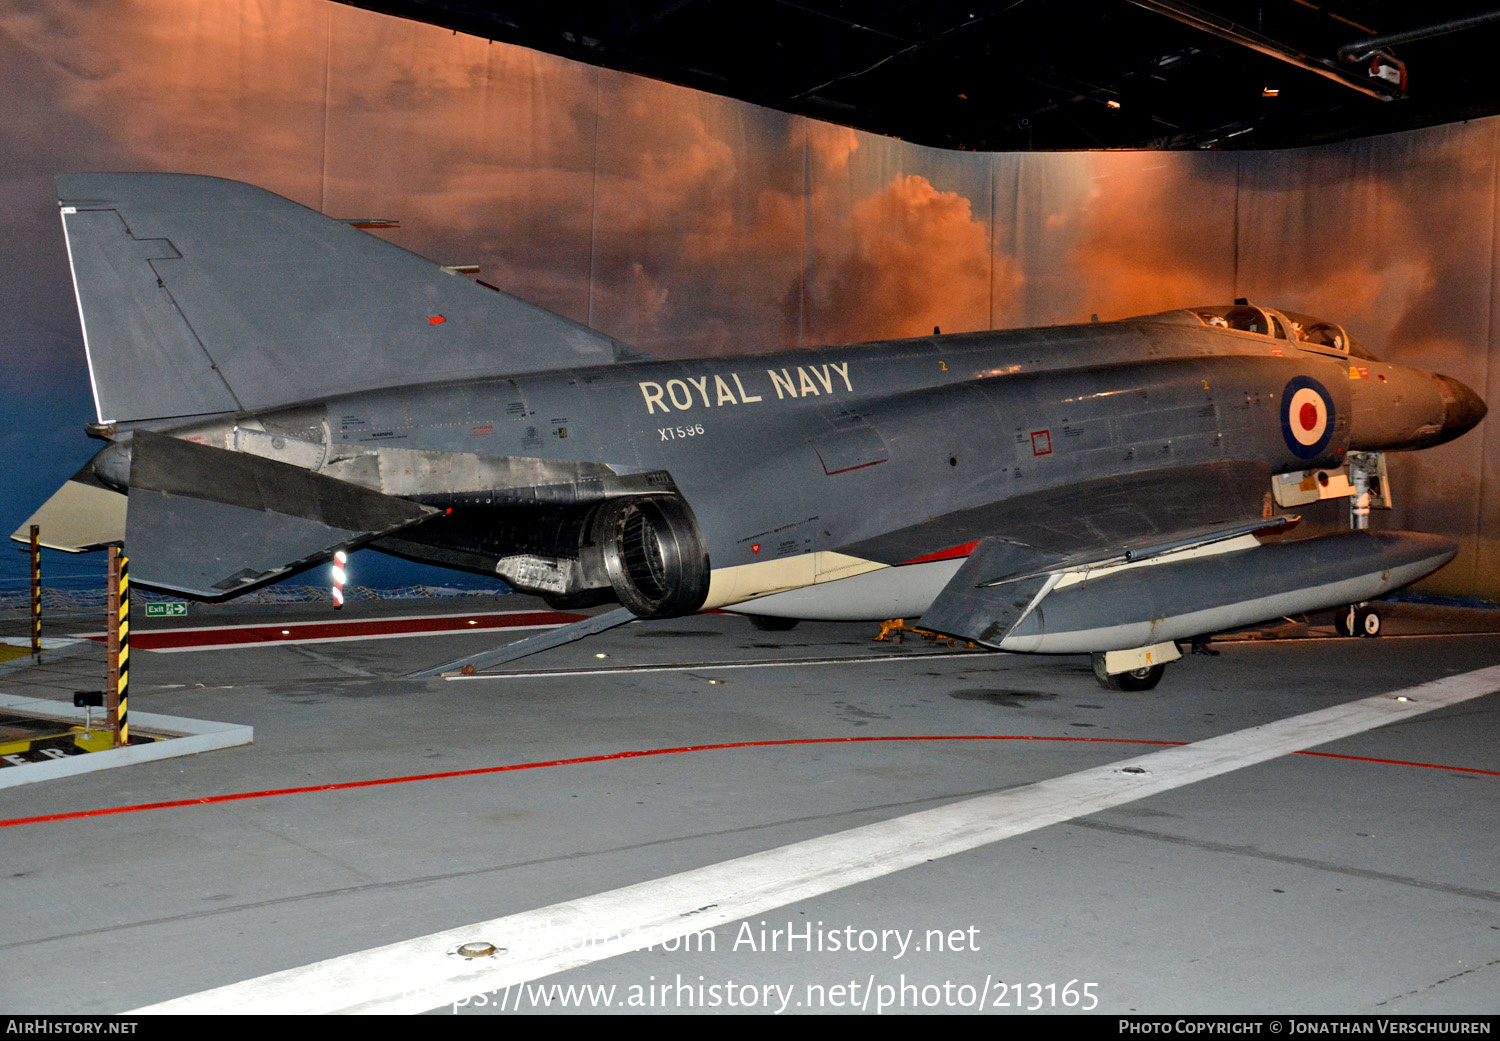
<box><xmin>1</xmin><ymin>595</ymin><xmax>1497</xmax><ymax>1015</ymax></box>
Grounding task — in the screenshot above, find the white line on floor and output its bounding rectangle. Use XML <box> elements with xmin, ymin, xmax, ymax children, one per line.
<box><xmin>448</xmin><ymin>649</ymin><xmax>1006</xmax><ymax>679</ymax></box>
<box><xmin>138</xmin><ymin>624</ymin><xmax>565</xmax><ymax>653</ymax></box>
<box><xmin>132</xmin><ymin>664</ymin><xmax>1500</xmax><ymax>1014</ymax></box>
<box><xmin>69</xmin><ymin>608</ymin><xmax>564</xmax><ymax>639</ymax></box>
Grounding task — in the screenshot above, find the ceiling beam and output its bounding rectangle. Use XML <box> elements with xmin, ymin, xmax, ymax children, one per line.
<box><xmin>1337</xmin><ymin>9</ymin><xmax>1500</xmax><ymax>61</ymax></box>
<box><xmin>1124</xmin><ymin>0</ymin><xmax>1404</xmax><ymax>101</ymax></box>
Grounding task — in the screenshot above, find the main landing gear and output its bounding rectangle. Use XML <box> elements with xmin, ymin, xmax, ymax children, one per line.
<box><xmin>749</xmin><ymin>615</ymin><xmax>799</xmax><ymax>632</ymax></box>
<box><xmin>1333</xmin><ymin>604</ymin><xmax>1382</xmax><ymax>638</ymax></box>
<box><xmin>1091</xmin><ymin>653</ymin><xmax>1166</xmax><ymax>691</ymax></box>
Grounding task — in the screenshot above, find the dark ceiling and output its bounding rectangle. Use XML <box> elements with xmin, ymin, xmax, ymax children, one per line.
<box><xmin>336</xmin><ymin>1</ymin><xmax>1500</xmax><ymax>151</ymax></box>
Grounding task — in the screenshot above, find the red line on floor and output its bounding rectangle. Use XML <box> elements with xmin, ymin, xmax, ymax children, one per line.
<box><xmin>1295</xmin><ymin>750</ymin><xmax>1500</xmax><ymax>775</ymax></box>
<box><xmin>2</xmin><ymin>735</ymin><xmax>1177</xmax><ymax>828</ymax></box>
<box><xmin>3</xmin><ymin>736</ymin><xmax>1490</xmax><ymax>830</ymax></box>
<box><xmin>89</xmin><ymin>611</ymin><xmax>587</xmax><ymax>650</ymax></box>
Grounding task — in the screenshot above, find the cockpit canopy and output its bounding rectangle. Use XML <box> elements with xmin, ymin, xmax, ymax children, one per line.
<box><xmin>1186</xmin><ymin>304</ymin><xmax>1378</xmax><ymax>360</ymax></box>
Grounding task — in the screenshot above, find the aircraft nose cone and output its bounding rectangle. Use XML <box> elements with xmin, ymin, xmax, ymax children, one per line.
<box><xmin>1434</xmin><ymin>373</ymin><xmax>1487</xmax><ymax>446</ymax></box>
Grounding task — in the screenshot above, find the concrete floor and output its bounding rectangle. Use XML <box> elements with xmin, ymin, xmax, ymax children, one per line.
<box><xmin>1</xmin><ymin>596</ymin><xmax>1497</xmax><ymax>1015</ymax></box>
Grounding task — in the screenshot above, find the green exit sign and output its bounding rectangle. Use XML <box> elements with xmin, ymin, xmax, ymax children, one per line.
<box><xmin>145</xmin><ymin>602</ymin><xmax>188</xmax><ymax>618</ymax></box>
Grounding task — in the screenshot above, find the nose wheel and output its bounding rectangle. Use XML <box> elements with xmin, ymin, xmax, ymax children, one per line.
<box><xmin>1333</xmin><ymin>604</ymin><xmax>1382</xmax><ymax>638</ymax></box>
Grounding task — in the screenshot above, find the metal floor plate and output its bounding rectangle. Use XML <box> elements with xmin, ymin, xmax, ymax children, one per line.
<box><xmin>0</xmin><ymin>595</ymin><xmax>1496</xmax><ymax>1015</ymax></box>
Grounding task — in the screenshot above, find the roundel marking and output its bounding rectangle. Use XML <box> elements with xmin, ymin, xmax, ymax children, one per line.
<box><xmin>1280</xmin><ymin>377</ymin><xmax>1335</xmax><ymax>459</ymax></box>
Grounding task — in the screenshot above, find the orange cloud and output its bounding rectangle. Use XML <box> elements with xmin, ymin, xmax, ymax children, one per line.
<box><xmin>808</xmin><ymin>123</ymin><xmax>860</xmax><ymax>174</ymax></box>
<box><xmin>805</xmin><ymin>174</ymin><xmax>1008</xmax><ymax>344</ymax></box>
<box><xmin>1065</xmin><ymin>156</ymin><xmax>1237</xmax><ymax>321</ymax></box>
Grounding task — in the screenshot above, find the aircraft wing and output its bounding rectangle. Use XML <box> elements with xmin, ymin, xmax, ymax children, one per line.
<box><xmin>899</xmin><ymin>459</ymin><xmax>1455</xmax><ymax>656</ymax></box>
<box><xmin>917</xmin><ymin>518</ymin><xmax>1292</xmax><ymax>648</ymax></box>
<box><xmin>884</xmin><ymin>460</ymin><xmax>1293</xmax><ymax>649</ymax></box>
<box><xmin>841</xmin><ymin>459</ymin><xmax>1277</xmax><ymax>567</ymax></box>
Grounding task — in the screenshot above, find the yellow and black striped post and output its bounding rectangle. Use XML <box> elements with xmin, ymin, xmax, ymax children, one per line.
<box><xmin>118</xmin><ymin>553</ymin><xmax>129</xmax><ymax>747</ymax></box>
<box><xmin>106</xmin><ymin>548</ymin><xmax>129</xmax><ymax>748</ymax></box>
<box><xmin>29</xmin><ymin>525</ymin><xmax>40</xmax><ymax>654</ymax></box>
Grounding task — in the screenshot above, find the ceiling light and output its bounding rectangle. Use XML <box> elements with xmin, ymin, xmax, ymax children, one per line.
<box><xmin>1106</xmin><ymin>99</ymin><xmax>1122</xmax><ymax>110</ymax></box>
<box><xmin>1262</xmin><ymin>87</ymin><xmax>1280</xmax><ymax>97</ymax></box>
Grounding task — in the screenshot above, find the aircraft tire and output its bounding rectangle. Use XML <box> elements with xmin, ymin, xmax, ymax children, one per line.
<box><xmin>1334</xmin><ymin>606</ymin><xmax>1357</xmax><ymax>637</ymax></box>
<box><xmin>749</xmin><ymin>615</ymin><xmax>799</xmax><ymax>631</ymax></box>
<box><xmin>1357</xmin><ymin>607</ymin><xmax>1382</xmax><ymax>638</ymax></box>
<box><xmin>1092</xmin><ymin>654</ymin><xmax>1166</xmax><ymax>691</ymax></box>
<box><xmin>1114</xmin><ymin>664</ymin><xmax>1166</xmax><ymax>691</ymax></box>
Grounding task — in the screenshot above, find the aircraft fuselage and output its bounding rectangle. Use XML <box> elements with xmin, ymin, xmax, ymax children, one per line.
<box><xmin>140</xmin><ymin>309</ymin><xmax>1478</xmax><ymax>618</ymax></box>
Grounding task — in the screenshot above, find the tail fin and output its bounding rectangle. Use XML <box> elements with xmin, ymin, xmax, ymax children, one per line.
<box><xmin>58</xmin><ymin>174</ymin><xmax>632</xmax><ymax>425</ymax></box>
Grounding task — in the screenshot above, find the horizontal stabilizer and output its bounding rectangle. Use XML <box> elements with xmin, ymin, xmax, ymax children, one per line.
<box><xmin>126</xmin><ymin>431</ymin><xmax>436</xmax><ymax>598</ymax></box>
<box><xmin>58</xmin><ymin>174</ymin><xmax>632</xmax><ymax>424</ymax></box>
<box><xmin>10</xmin><ymin>461</ymin><xmax>127</xmax><ymax>552</ymax></box>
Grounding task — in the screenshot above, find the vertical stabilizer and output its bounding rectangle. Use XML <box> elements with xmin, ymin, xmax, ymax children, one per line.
<box><xmin>58</xmin><ymin>174</ymin><xmax>632</xmax><ymax>424</ymax></box>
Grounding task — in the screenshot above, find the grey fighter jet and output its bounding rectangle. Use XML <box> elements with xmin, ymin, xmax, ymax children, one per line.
<box><xmin>15</xmin><ymin>175</ymin><xmax>1487</xmax><ymax>688</ymax></box>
